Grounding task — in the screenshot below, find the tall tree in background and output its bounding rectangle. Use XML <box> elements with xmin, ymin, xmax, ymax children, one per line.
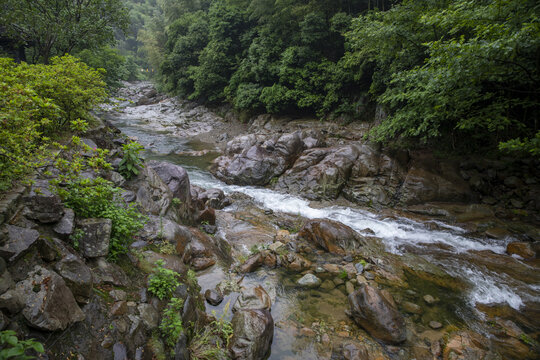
<box><xmin>0</xmin><ymin>0</ymin><xmax>129</xmax><ymax>63</ymax></box>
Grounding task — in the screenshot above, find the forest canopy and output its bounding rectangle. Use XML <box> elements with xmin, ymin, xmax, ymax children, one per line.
<box><xmin>133</xmin><ymin>0</ymin><xmax>539</xmax><ymax>154</ymax></box>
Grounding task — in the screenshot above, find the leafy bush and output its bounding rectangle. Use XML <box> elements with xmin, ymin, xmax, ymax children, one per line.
<box><xmin>148</xmin><ymin>260</ymin><xmax>181</xmax><ymax>300</ymax></box>
<box><xmin>0</xmin><ymin>56</ymin><xmax>107</xmax><ymax>191</ymax></box>
<box><xmin>56</xmin><ymin>177</ymin><xmax>145</xmax><ymax>260</ymax></box>
<box><xmin>159</xmin><ymin>297</ymin><xmax>185</xmax><ymax>347</ymax></box>
<box><xmin>118</xmin><ymin>141</ymin><xmax>144</xmax><ymax>179</ymax></box>
<box><xmin>0</xmin><ymin>330</ymin><xmax>44</xmax><ymax>359</ymax></box>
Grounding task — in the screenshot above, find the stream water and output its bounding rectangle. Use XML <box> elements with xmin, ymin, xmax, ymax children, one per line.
<box><xmin>102</xmin><ymin>83</ymin><xmax>539</xmax><ymax>358</ymax></box>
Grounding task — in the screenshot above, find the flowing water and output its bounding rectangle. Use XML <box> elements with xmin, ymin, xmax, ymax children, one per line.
<box><xmin>102</xmin><ymin>83</ymin><xmax>539</xmax><ymax>358</ymax></box>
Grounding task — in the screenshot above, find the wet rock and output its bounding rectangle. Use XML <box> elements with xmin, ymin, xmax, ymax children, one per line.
<box><xmin>16</xmin><ymin>266</ymin><xmax>84</xmax><ymax>331</ymax></box>
<box><xmin>191</xmin><ymin>257</ymin><xmax>216</xmax><ymax>270</ymax></box>
<box><xmin>196</xmin><ymin>207</ymin><xmax>216</xmax><ymax>225</ymax></box>
<box><xmin>147</xmin><ymin>161</ymin><xmax>193</xmax><ymax>223</ymax></box>
<box><xmin>183</xmin><ymin>230</ymin><xmax>216</xmax><ymax>271</ymax></box>
<box><xmin>233</xmin><ymin>285</ymin><xmax>272</xmax><ymax>312</ymax></box>
<box><xmin>24</xmin><ymin>180</ymin><xmax>64</xmax><ymax>223</ymax></box>
<box><xmin>198</xmin><ymin>188</ymin><xmax>228</xmax><ymax>210</ymax></box>
<box><xmin>277</xmin><ymin>144</ymin><xmax>360</xmax><ymax>200</ymax></box>
<box><xmin>0</xmin><ymin>225</ymin><xmax>40</xmax><ymax>262</ymax></box>
<box><xmin>0</xmin><ymin>289</ymin><xmax>24</xmax><ymax>313</ymax></box>
<box><xmin>321</xmin><ymin>280</ymin><xmax>335</xmax><ymax>291</ymax></box>
<box><xmin>423</xmin><ymin>295</ymin><xmax>438</xmax><ymax>305</ymax></box>
<box><xmin>53</xmin><ymin>209</ymin><xmax>75</xmax><ymax>239</ymax></box>
<box><xmin>429</xmin><ymin>321</ymin><xmax>442</xmax><ymax>329</ymax></box>
<box><xmin>213</xmin><ymin>131</ymin><xmax>304</xmax><ymax>186</ymax></box>
<box><xmin>342</xmin><ymin>342</ymin><xmax>369</xmax><ymax>360</ymax></box>
<box><xmin>297</xmin><ymin>274</ymin><xmax>321</xmax><ymax>288</ymax></box>
<box><xmin>113</xmin><ymin>342</ymin><xmax>128</xmax><ymax>360</ymax></box>
<box><xmin>300</xmin><ymin>327</ymin><xmax>316</xmax><ymax>337</ymax></box>
<box><xmin>77</xmin><ymin>218</ymin><xmax>112</xmax><ymax>258</ymax></box>
<box><xmin>299</xmin><ymin>219</ymin><xmax>364</xmax><ymax>255</ymax></box>
<box><xmin>506</xmin><ymin>242</ymin><xmax>535</xmax><ymax>259</ymax></box>
<box><xmin>54</xmin><ymin>253</ymin><xmax>93</xmax><ymax>303</ymax></box>
<box><xmin>275</xmin><ymin>229</ymin><xmax>291</xmax><ymax>243</ymax></box>
<box><xmin>347</xmin><ymin>284</ymin><xmax>406</xmax><ymax>344</ymax></box>
<box><xmin>443</xmin><ymin>331</ymin><xmax>489</xmax><ymax>360</ymax></box>
<box><xmin>403</xmin><ymin>301</ymin><xmax>423</xmax><ymax>314</ymax></box>
<box><xmin>90</xmin><ymin>257</ymin><xmax>129</xmax><ymax>286</ymax></box>
<box><xmin>239</xmin><ymin>253</ymin><xmax>263</xmax><ymax>273</ymax></box>
<box><xmin>281</xmin><ymin>253</ymin><xmax>311</xmax><ymax>272</ymax></box>
<box><xmin>205</xmin><ymin>289</ymin><xmax>223</xmax><ymax>306</ymax></box>
<box><xmin>230</xmin><ymin>309</ymin><xmax>274</xmax><ymax>360</ymax></box>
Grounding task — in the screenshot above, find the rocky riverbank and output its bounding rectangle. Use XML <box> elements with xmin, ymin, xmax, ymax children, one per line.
<box><xmin>1</xmin><ymin>81</ymin><xmax>538</xmax><ymax>359</ymax></box>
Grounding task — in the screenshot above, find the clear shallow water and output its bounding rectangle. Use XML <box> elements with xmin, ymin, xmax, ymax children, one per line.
<box><xmin>103</xmin><ymin>94</ymin><xmax>538</xmax><ymax>315</ymax></box>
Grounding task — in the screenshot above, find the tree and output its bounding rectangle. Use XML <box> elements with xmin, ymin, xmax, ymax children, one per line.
<box><xmin>0</xmin><ymin>0</ymin><xmax>129</xmax><ymax>63</ymax></box>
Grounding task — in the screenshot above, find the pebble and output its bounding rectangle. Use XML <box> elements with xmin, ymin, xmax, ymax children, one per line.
<box><xmin>364</xmin><ymin>272</ymin><xmax>375</xmax><ymax>280</ymax></box>
<box><xmin>314</xmin><ymin>266</ymin><xmax>325</xmax><ymax>273</ymax></box>
<box><xmin>343</xmin><ymin>255</ymin><xmax>353</xmax><ymax>262</ymax></box>
<box><xmin>423</xmin><ymin>294</ymin><xmax>438</xmax><ymax>305</ymax></box>
<box><xmin>429</xmin><ymin>321</ymin><xmax>443</xmax><ymax>329</ymax></box>
<box><xmin>403</xmin><ymin>301</ymin><xmax>423</xmax><ymax>314</ymax></box>
<box><xmin>321</xmin><ymin>333</ymin><xmax>330</xmax><ymax>345</ymax></box>
<box><xmin>300</xmin><ymin>327</ymin><xmax>316</xmax><ymax>337</ymax></box>
<box><xmin>337</xmin><ymin>331</ymin><xmax>350</xmax><ymax>338</ymax></box>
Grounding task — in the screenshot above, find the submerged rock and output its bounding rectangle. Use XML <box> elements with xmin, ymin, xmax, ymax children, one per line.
<box><xmin>297</xmin><ymin>274</ymin><xmax>322</xmax><ymax>288</ymax></box>
<box><xmin>230</xmin><ymin>309</ymin><xmax>274</xmax><ymax>360</ymax></box>
<box><xmin>233</xmin><ymin>285</ymin><xmax>272</xmax><ymax>312</ymax></box>
<box><xmin>347</xmin><ymin>284</ymin><xmax>406</xmax><ymax>344</ymax></box>
<box><xmin>205</xmin><ymin>289</ymin><xmax>223</xmax><ymax>306</ymax></box>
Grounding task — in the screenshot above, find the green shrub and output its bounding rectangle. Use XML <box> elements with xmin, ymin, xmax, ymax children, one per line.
<box><xmin>148</xmin><ymin>260</ymin><xmax>181</xmax><ymax>300</ymax></box>
<box><xmin>0</xmin><ymin>330</ymin><xmax>44</xmax><ymax>359</ymax></box>
<box><xmin>118</xmin><ymin>141</ymin><xmax>144</xmax><ymax>180</ymax></box>
<box><xmin>159</xmin><ymin>297</ymin><xmax>185</xmax><ymax>347</ymax></box>
<box><xmin>56</xmin><ymin>177</ymin><xmax>145</xmax><ymax>260</ymax></box>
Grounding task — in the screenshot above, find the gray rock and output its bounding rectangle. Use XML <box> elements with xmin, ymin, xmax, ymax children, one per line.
<box><xmin>113</xmin><ymin>342</ymin><xmax>128</xmax><ymax>360</ymax></box>
<box><xmin>364</xmin><ymin>272</ymin><xmax>375</xmax><ymax>280</ymax></box>
<box><xmin>90</xmin><ymin>257</ymin><xmax>129</xmax><ymax>286</ymax></box>
<box><xmin>80</xmin><ymin>138</ymin><xmax>98</xmax><ymax>157</ymax></box>
<box><xmin>147</xmin><ymin>161</ymin><xmax>193</xmax><ymax>224</ymax></box>
<box><xmin>110</xmin><ymin>289</ymin><xmax>127</xmax><ymax>302</ymax></box>
<box><xmin>299</xmin><ymin>219</ymin><xmax>364</xmax><ymax>255</ymax></box>
<box><xmin>0</xmin><ymin>271</ymin><xmax>13</xmax><ymax>294</ymax></box>
<box><xmin>429</xmin><ymin>321</ymin><xmax>442</xmax><ymax>329</ymax></box>
<box><xmin>0</xmin><ymin>225</ymin><xmax>40</xmax><ymax>262</ymax></box>
<box><xmin>347</xmin><ymin>284</ymin><xmax>406</xmax><ymax>344</ymax></box>
<box><xmin>54</xmin><ymin>253</ymin><xmax>93</xmax><ymax>303</ymax></box>
<box><xmin>205</xmin><ymin>289</ymin><xmax>223</xmax><ymax>306</ymax></box>
<box><xmin>53</xmin><ymin>209</ymin><xmax>75</xmax><ymax>239</ymax></box>
<box><xmin>138</xmin><ymin>215</ymin><xmax>192</xmax><ymax>254</ymax></box>
<box><xmin>77</xmin><ymin>218</ymin><xmax>112</xmax><ymax>258</ymax></box>
<box><xmin>354</xmin><ymin>263</ymin><xmax>364</xmax><ymax>274</ymax></box>
<box><xmin>36</xmin><ymin>237</ymin><xmax>60</xmax><ymax>262</ymax></box>
<box><xmin>0</xmin><ymin>311</ymin><xmax>7</xmax><ymax>330</ymax></box>
<box><xmin>230</xmin><ymin>309</ymin><xmax>274</xmax><ymax>360</ymax></box>
<box><xmin>24</xmin><ymin>180</ymin><xmax>64</xmax><ymax>223</ymax></box>
<box><xmin>297</xmin><ymin>274</ymin><xmax>321</xmax><ymax>288</ymax></box>
<box><xmin>233</xmin><ymin>285</ymin><xmax>272</xmax><ymax>312</ymax></box>
<box><xmin>16</xmin><ymin>266</ymin><xmax>85</xmax><ymax>330</ymax></box>
<box><xmin>0</xmin><ymin>289</ymin><xmax>24</xmax><ymax>313</ymax></box>
<box><xmin>138</xmin><ymin>303</ymin><xmax>159</xmax><ymax>330</ymax></box>
<box><xmin>173</xmin><ymin>334</ymin><xmax>190</xmax><ymax>360</ymax></box>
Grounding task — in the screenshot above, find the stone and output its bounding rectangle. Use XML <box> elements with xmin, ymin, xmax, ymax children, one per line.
<box><xmin>322</xmin><ymin>264</ymin><xmax>340</xmax><ymax>274</ymax></box>
<box><xmin>347</xmin><ymin>283</ymin><xmax>406</xmax><ymax>344</ymax></box>
<box><xmin>90</xmin><ymin>257</ymin><xmax>129</xmax><ymax>286</ymax></box>
<box><xmin>0</xmin><ymin>225</ymin><xmax>40</xmax><ymax>262</ymax></box>
<box><xmin>0</xmin><ymin>271</ymin><xmax>13</xmax><ymax>294</ymax></box>
<box><xmin>239</xmin><ymin>253</ymin><xmax>263</xmax><ymax>273</ymax></box>
<box><xmin>403</xmin><ymin>301</ymin><xmax>423</xmax><ymax>314</ymax></box>
<box><xmin>300</xmin><ymin>327</ymin><xmax>316</xmax><ymax>337</ymax></box>
<box><xmin>364</xmin><ymin>272</ymin><xmax>375</xmax><ymax>280</ymax></box>
<box><xmin>275</xmin><ymin>229</ymin><xmax>291</xmax><ymax>243</ymax></box>
<box><xmin>110</xmin><ymin>289</ymin><xmax>127</xmax><ymax>302</ymax></box>
<box><xmin>196</xmin><ymin>207</ymin><xmax>216</xmax><ymax>225</ymax></box>
<box><xmin>205</xmin><ymin>289</ymin><xmax>223</xmax><ymax>306</ymax></box>
<box><xmin>281</xmin><ymin>253</ymin><xmax>311</xmax><ymax>272</ymax></box>
<box><xmin>53</xmin><ymin>209</ymin><xmax>75</xmax><ymax>239</ymax></box>
<box><xmin>233</xmin><ymin>285</ymin><xmax>272</xmax><ymax>312</ymax></box>
<box><xmin>198</xmin><ymin>188</ymin><xmax>228</xmax><ymax>210</ymax></box>
<box><xmin>133</xmin><ymin>166</ymin><xmax>175</xmax><ymax>220</ymax></box>
<box><xmin>110</xmin><ymin>301</ymin><xmax>128</xmax><ymax>316</ymax></box>
<box><xmin>429</xmin><ymin>321</ymin><xmax>442</xmax><ymax>329</ymax></box>
<box><xmin>299</xmin><ymin>219</ymin><xmax>364</xmax><ymax>255</ymax></box>
<box><xmin>506</xmin><ymin>242</ymin><xmax>535</xmax><ymax>259</ymax></box>
<box><xmin>54</xmin><ymin>253</ymin><xmax>93</xmax><ymax>303</ymax></box>
<box><xmin>24</xmin><ymin>180</ymin><xmax>64</xmax><ymax>223</ymax></box>
<box><xmin>342</xmin><ymin>343</ymin><xmax>370</xmax><ymax>360</ymax></box>
<box><xmin>77</xmin><ymin>218</ymin><xmax>112</xmax><ymax>258</ymax></box>
<box><xmin>138</xmin><ymin>304</ymin><xmax>159</xmax><ymax>329</ymax></box>
<box><xmin>354</xmin><ymin>262</ymin><xmax>364</xmax><ymax>274</ymax></box>
<box><xmin>297</xmin><ymin>274</ymin><xmax>321</xmax><ymax>288</ymax></box>
<box><xmin>443</xmin><ymin>331</ymin><xmax>488</xmax><ymax>360</ymax></box>
<box><xmin>320</xmin><ymin>280</ymin><xmax>335</xmax><ymax>291</ymax></box>
<box><xmin>173</xmin><ymin>334</ymin><xmax>190</xmax><ymax>360</ymax></box>
<box><xmin>230</xmin><ymin>309</ymin><xmax>274</xmax><ymax>360</ymax></box>
<box><xmin>0</xmin><ymin>289</ymin><xmax>24</xmax><ymax>313</ymax></box>
<box><xmin>138</xmin><ymin>215</ymin><xmax>192</xmax><ymax>255</ymax></box>
<box><xmin>345</xmin><ymin>281</ymin><xmax>355</xmax><ymax>295</ymax></box>
<box><xmin>16</xmin><ymin>266</ymin><xmax>84</xmax><ymax>330</ymax></box>
<box><xmin>423</xmin><ymin>295</ymin><xmax>438</xmax><ymax>305</ymax></box>
<box><xmin>268</xmin><ymin>241</ymin><xmax>284</xmax><ymax>252</ymax></box>
<box><xmin>113</xmin><ymin>342</ymin><xmax>128</xmax><ymax>360</ymax></box>
<box><xmin>191</xmin><ymin>257</ymin><xmax>216</xmax><ymax>271</ymax></box>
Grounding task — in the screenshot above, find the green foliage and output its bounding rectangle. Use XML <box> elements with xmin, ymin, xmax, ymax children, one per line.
<box><xmin>118</xmin><ymin>141</ymin><xmax>145</xmax><ymax>179</ymax></box>
<box><xmin>159</xmin><ymin>297</ymin><xmax>185</xmax><ymax>347</ymax></box>
<box><xmin>339</xmin><ymin>269</ymin><xmax>348</xmax><ymax>280</ymax></box>
<box><xmin>56</xmin><ymin>177</ymin><xmax>145</xmax><ymax>260</ymax></box>
<box><xmin>189</xmin><ymin>302</ymin><xmax>233</xmax><ymax>360</ymax></box>
<box><xmin>1</xmin><ymin>0</ymin><xmax>129</xmax><ymax>64</ymax></box>
<box><xmin>148</xmin><ymin>260</ymin><xmax>181</xmax><ymax>300</ymax></box>
<box><xmin>0</xmin><ymin>330</ymin><xmax>44</xmax><ymax>360</ymax></box>
<box><xmin>0</xmin><ymin>56</ymin><xmax>107</xmax><ymax>191</ymax></box>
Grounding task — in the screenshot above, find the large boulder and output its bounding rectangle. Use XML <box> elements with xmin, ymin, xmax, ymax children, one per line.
<box><xmin>16</xmin><ymin>266</ymin><xmax>85</xmax><ymax>331</ymax></box>
<box><xmin>77</xmin><ymin>218</ymin><xmax>112</xmax><ymax>258</ymax></box>
<box><xmin>0</xmin><ymin>225</ymin><xmax>40</xmax><ymax>262</ymax></box>
<box><xmin>147</xmin><ymin>161</ymin><xmax>193</xmax><ymax>224</ymax></box>
<box><xmin>299</xmin><ymin>219</ymin><xmax>364</xmax><ymax>255</ymax></box>
<box><xmin>130</xmin><ymin>166</ymin><xmax>175</xmax><ymax>220</ymax></box>
<box><xmin>212</xmin><ymin>131</ymin><xmax>304</xmax><ymax>186</ymax></box>
<box><xmin>230</xmin><ymin>309</ymin><xmax>274</xmax><ymax>360</ymax></box>
<box><xmin>54</xmin><ymin>253</ymin><xmax>93</xmax><ymax>303</ymax></box>
<box><xmin>24</xmin><ymin>180</ymin><xmax>64</xmax><ymax>223</ymax></box>
<box><xmin>276</xmin><ymin>144</ymin><xmax>360</xmax><ymax>200</ymax></box>
<box><xmin>138</xmin><ymin>215</ymin><xmax>192</xmax><ymax>254</ymax></box>
<box><xmin>233</xmin><ymin>286</ymin><xmax>272</xmax><ymax>312</ymax></box>
<box><xmin>347</xmin><ymin>284</ymin><xmax>406</xmax><ymax>344</ymax></box>
<box><xmin>183</xmin><ymin>229</ymin><xmax>216</xmax><ymax>271</ymax></box>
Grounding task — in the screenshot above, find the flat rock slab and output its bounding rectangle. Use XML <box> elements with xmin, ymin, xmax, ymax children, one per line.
<box><xmin>0</xmin><ymin>225</ymin><xmax>40</xmax><ymax>262</ymax></box>
<box><xmin>16</xmin><ymin>266</ymin><xmax>84</xmax><ymax>331</ymax></box>
<box><xmin>77</xmin><ymin>218</ymin><xmax>112</xmax><ymax>258</ymax></box>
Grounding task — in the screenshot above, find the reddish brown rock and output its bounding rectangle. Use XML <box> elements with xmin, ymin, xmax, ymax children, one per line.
<box><xmin>506</xmin><ymin>242</ymin><xmax>535</xmax><ymax>259</ymax></box>
<box><xmin>299</xmin><ymin>219</ymin><xmax>363</xmax><ymax>255</ymax></box>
